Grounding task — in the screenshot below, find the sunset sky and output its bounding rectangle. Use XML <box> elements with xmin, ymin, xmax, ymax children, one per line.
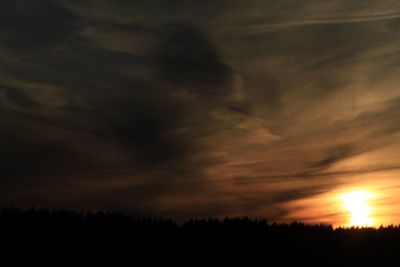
<box><xmin>2</xmin><ymin>0</ymin><xmax>400</xmax><ymax>226</ymax></box>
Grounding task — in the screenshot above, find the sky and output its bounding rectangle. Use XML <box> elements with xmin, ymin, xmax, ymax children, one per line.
<box><xmin>2</xmin><ymin>0</ymin><xmax>400</xmax><ymax>226</ymax></box>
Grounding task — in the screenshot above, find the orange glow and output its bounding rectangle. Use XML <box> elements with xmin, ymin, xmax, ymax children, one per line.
<box><xmin>269</xmin><ymin>173</ymin><xmax>400</xmax><ymax>227</ymax></box>
<box><xmin>340</xmin><ymin>191</ymin><xmax>375</xmax><ymax>227</ymax></box>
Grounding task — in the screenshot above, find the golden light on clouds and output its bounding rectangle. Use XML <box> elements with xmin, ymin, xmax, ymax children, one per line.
<box><xmin>280</xmin><ymin>177</ymin><xmax>400</xmax><ymax>228</ymax></box>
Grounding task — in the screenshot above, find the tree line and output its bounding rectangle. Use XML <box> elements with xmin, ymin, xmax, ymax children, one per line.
<box><xmin>1</xmin><ymin>207</ymin><xmax>399</xmax><ymax>266</ymax></box>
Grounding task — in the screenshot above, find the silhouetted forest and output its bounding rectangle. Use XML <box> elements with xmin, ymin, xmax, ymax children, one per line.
<box><xmin>2</xmin><ymin>208</ymin><xmax>399</xmax><ymax>266</ymax></box>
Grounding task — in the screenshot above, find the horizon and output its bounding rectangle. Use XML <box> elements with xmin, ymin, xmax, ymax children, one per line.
<box><xmin>1</xmin><ymin>206</ymin><xmax>399</xmax><ymax>229</ymax></box>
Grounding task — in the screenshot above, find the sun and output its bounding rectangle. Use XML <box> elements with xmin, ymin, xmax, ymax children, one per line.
<box><xmin>340</xmin><ymin>191</ymin><xmax>374</xmax><ymax>227</ymax></box>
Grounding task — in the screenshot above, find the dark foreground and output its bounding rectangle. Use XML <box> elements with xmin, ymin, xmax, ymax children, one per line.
<box><xmin>2</xmin><ymin>208</ymin><xmax>399</xmax><ymax>266</ymax></box>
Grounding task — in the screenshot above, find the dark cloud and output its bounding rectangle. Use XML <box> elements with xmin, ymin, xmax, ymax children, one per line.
<box><xmin>0</xmin><ymin>0</ymin><xmax>79</xmax><ymax>50</ymax></box>
<box><xmin>107</xmin><ymin>96</ymin><xmax>192</xmax><ymax>167</ymax></box>
<box><xmin>0</xmin><ymin>86</ymin><xmax>40</xmax><ymax>108</ymax></box>
<box><xmin>156</xmin><ymin>25</ymin><xmax>234</xmax><ymax>97</ymax></box>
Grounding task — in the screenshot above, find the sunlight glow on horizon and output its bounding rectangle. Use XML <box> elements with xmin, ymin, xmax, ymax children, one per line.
<box><xmin>340</xmin><ymin>191</ymin><xmax>375</xmax><ymax>227</ymax></box>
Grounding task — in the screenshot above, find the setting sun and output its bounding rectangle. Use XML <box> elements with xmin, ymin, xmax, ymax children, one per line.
<box><xmin>340</xmin><ymin>191</ymin><xmax>375</xmax><ymax>227</ymax></box>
